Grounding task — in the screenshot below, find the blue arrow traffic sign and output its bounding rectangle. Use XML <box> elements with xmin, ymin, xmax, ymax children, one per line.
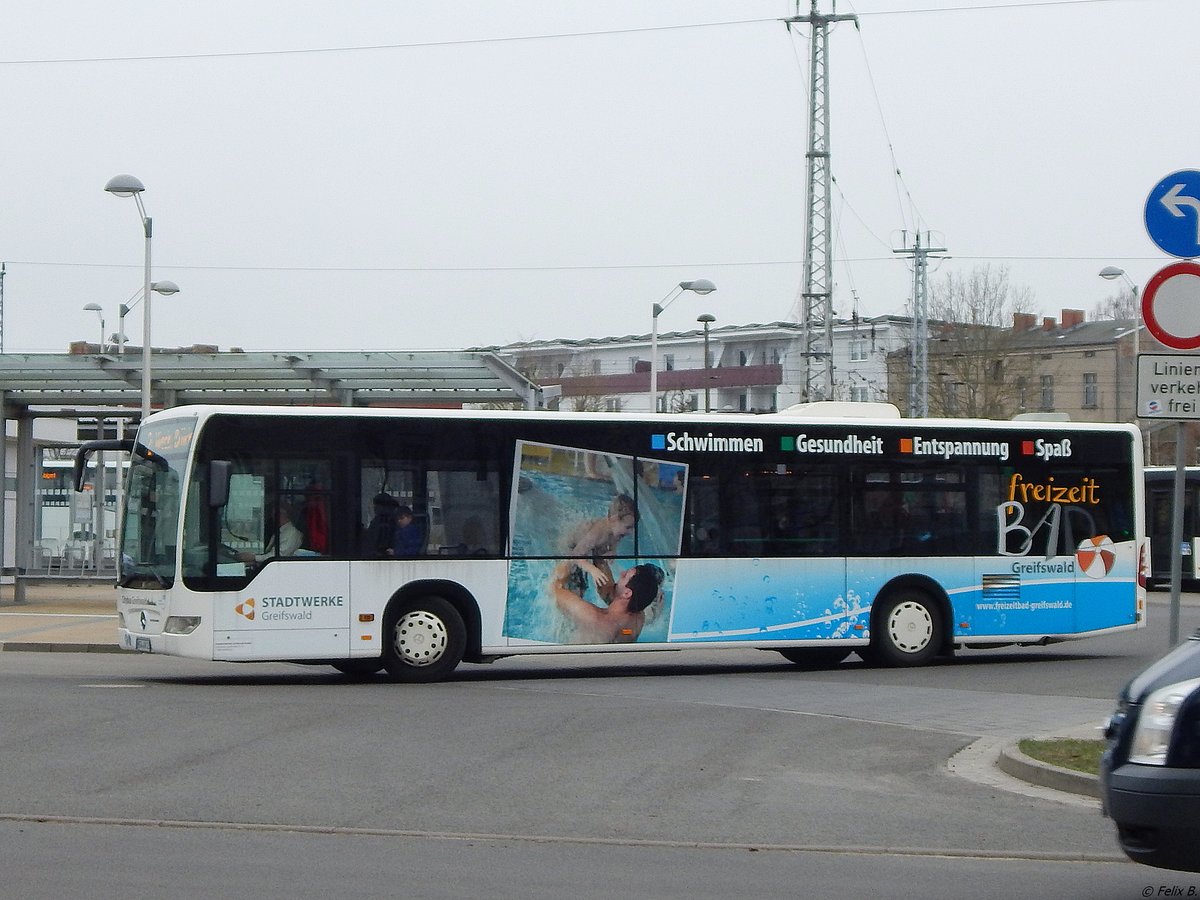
<box><xmin>1145</xmin><ymin>169</ymin><xmax>1200</xmax><ymax>258</ymax></box>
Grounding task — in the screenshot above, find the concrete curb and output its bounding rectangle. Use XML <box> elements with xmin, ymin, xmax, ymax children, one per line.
<box><xmin>997</xmin><ymin>743</ymin><xmax>1100</xmax><ymax>799</ymax></box>
<box><xmin>0</xmin><ymin>641</ymin><xmax>130</xmax><ymax>654</ymax></box>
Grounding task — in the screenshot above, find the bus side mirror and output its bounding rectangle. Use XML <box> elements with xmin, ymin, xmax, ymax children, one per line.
<box><xmin>73</xmin><ymin>438</ymin><xmax>135</xmax><ymax>491</ymax></box>
<box><xmin>209</xmin><ymin>461</ymin><xmax>232</xmax><ymax>508</ymax></box>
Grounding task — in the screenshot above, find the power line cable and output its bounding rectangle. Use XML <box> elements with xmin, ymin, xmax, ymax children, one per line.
<box><xmin>0</xmin><ymin>18</ymin><xmax>775</xmax><ymax>65</ymax></box>
<box><xmin>3</xmin><ymin>250</ymin><xmax>1164</xmax><ymax>274</ymax></box>
<box><xmin>0</xmin><ymin>1</ymin><xmax>1141</xmax><ymax>65</ymax></box>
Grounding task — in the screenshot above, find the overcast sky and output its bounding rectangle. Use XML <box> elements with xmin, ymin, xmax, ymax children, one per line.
<box><xmin>1</xmin><ymin>0</ymin><xmax>1193</xmax><ymax>354</ymax></box>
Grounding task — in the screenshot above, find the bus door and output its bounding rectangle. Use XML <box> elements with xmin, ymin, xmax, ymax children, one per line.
<box><xmin>671</xmin><ymin>462</ymin><xmax>851</xmax><ymax>645</ymax></box>
<box><xmin>1148</xmin><ymin>476</ymin><xmax>1200</xmax><ymax>583</ymax></box>
<box><xmin>216</xmin><ymin>559</ymin><xmax>352</xmax><ymax>661</ymax></box>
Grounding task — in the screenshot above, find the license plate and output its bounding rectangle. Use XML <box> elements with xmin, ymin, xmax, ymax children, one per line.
<box><xmin>135</xmin><ymin>637</ymin><xmax>152</xmax><ymax>653</ymax></box>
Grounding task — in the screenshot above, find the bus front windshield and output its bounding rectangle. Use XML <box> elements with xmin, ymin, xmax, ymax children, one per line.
<box><xmin>118</xmin><ymin>416</ymin><xmax>196</xmax><ymax>588</ymax></box>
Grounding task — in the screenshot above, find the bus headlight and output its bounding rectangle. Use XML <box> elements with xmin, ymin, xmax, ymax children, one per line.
<box><xmin>1129</xmin><ymin>677</ymin><xmax>1200</xmax><ymax>765</ymax></box>
<box><xmin>164</xmin><ymin>616</ymin><xmax>202</xmax><ymax>635</ymax></box>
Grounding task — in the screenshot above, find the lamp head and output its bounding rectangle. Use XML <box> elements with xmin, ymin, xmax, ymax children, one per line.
<box><xmin>697</xmin><ymin>313</ymin><xmax>716</xmax><ymax>325</ymax></box>
<box><xmin>83</xmin><ymin>303</ymin><xmax>103</xmax><ymax>313</ymax></box>
<box><xmin>104</xmin><ymin>174</ymin><xmax>146</xmax><ymax>198</ymax></box>
<box><xmin>151</xmin><ymin>280</ymin><xmax>180</xmax><ymax>296</ymax></box>
<box><xmin>1098</xmin><ymin>266</ymin><xmax>1125</xmax><ymax>281</ymax></box>
<box><xmin>680</xmin><ymin>278</ymin><xmax>717</xmax><ymax>295</ymax></box>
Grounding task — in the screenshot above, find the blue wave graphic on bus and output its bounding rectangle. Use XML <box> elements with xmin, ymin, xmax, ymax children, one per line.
<box><xmin>665</xmin><ymin>546</ymin><xmax>1137</xmax><ymax>644</ymax></box>
<box><xmin>667</xmin><ymin>559</ymin><xmax>870</xmax><ymax>642</ymax></box>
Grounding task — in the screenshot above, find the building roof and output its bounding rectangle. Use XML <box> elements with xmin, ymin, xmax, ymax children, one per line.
<box><xmin>478</xmin><ymin>315</ymin><xmax>915</xmax><ymax>354</ymax></box>
<box><xmin>1005</xmin><ymin>318</ymin><xmax>1139</xmax><ymax>351</ymax></box>
<box><xmin>477</xmin><ymin>321</ymin><xmax>802</xmax><ymax>353</ymax></box>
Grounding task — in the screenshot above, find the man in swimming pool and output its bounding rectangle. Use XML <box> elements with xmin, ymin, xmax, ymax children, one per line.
<box><xmin>550</xmin><ymin>559</ymin><xmax>664</xmax><ymax>644</ymax></box>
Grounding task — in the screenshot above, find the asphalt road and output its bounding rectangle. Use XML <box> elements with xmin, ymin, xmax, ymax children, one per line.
<box><xmin>1</xmin><ymin>595</ymin><xmax>1198</xmax><ymax>898</ymax></box>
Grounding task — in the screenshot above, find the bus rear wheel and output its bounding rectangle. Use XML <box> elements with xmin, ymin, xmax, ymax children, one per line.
<box><xmin>867</xmin><ymin>590</ymin><xmax>941</xmax><ymax>667</ymax></box>
<box><xmin>383</xmin><ymin>596</ymin><xmax>466</xmax><ymax>683</ymax></box>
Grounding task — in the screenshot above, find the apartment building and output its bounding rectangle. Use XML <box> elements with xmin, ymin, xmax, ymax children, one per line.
<box><xmin>492</xmin><ymin>315</ymin><xmax>915</xmax><ymax>414</ymax></box>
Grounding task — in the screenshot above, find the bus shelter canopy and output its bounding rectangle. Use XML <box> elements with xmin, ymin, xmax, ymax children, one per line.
<box><xmin>0</xmin><ymin>349</ymin><xmax>542</xmax><ymax>414</ymax></box>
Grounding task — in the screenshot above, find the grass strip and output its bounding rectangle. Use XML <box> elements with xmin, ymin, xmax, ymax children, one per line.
<box><xmin>1018</xmin><ymin>738</ymin><xmax>1105</xmax><ymax>775</ymax></box>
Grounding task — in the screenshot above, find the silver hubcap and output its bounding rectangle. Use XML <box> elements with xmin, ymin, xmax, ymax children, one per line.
<box><xmin>886</xmin><ymin>600</ymin><xmax>933</xmax><ymax>654</ymax></box>
<box><xmin>393</xmin><ymin>610</ymin><xmax>449</xmax><ymax>667</ymax></box>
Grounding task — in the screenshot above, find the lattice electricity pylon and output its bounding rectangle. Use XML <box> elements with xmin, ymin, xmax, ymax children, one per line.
<box><xmin>786</xmin><ymin>1</ymin><xmax>856</xmax><ymax>402</ymax></box>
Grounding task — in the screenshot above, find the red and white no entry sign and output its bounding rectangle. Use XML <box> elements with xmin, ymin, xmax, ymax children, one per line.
<box><xmin>1142</xmin><ymin>261</ymin><xmax>1200</xmax><ymax>350</ymax></box>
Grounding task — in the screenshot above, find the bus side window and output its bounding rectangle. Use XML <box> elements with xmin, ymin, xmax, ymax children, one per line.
<box><xmin>862</xmin><ymin>489</ymin><xmax>910</xmax><ymax>553</ymax></box>
<box><xmin>276</xmin><ymin>461</ymin><xmax>334</xmax><ymax>559</ymax></box>
<box><xmin>686</xmin><ymin>475</ymin><xmax>722</xmax><ymax>556</ymax></box>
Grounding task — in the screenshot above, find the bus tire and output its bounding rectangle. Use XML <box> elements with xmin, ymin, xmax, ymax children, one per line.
<box><xmin>777</xmin><ymin>647</ymin><xmax>853</xmax><ymax>669</ymax></box>
<box><xmin>867</xmin><ymin>590</ymin><xmax>941</xmax><ymax>667</ymax></box>
<box><xmin>383</xmin><ymin>595</ymin><xmax>466</xmax><ymax>683</ymax></box>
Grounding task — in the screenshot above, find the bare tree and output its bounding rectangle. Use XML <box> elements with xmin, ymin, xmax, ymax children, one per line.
<box><xmin>920</xmin><ymin>264</ymin><xmax>1039</xmax><ymax>419</ymax></box>
<box><xmin>568</xmin><ymin>393</ymin><xmax>615</xmax><ymax>413</ymax></box>
<box><xmin>1090</xmin><ymin>288</ymin><xmax>1138</xmax><ymax>321</ymax></box>
<box><xmin>665</xmin><ymin>389</ymin><xmax>698</xmax><ymax>413</ymax></box>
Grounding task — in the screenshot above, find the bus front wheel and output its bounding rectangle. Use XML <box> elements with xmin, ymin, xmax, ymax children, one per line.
<box><xmin>866</xmin><ymin>591</ymin><xmax>941</xmax><ymax>667</ymax></box>
<box><xmin>383</xmin><ymin>596</ymin><xmax>466</xmax><ymax>683</ymax></box>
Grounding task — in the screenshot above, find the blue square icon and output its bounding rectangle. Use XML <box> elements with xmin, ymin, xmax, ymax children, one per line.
<box><xmin>650</xmin><ymin>434</ymin><xmax>666</xmax><ymax>450</ymax></box>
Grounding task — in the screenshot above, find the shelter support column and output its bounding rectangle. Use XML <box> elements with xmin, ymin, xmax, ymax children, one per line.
<box><xmin>0</xmin><ymin>393</ymin><xmax>7</xmax><ymax>592</ymax></box>
<box><xmin>13</xmin><ymin>410</ymin><xmax>35</xmax><ymax>603</ymax></box>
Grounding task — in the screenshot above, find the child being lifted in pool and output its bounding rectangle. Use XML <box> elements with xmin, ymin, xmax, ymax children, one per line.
<box><xmin>563</xmin><ymin>492</ymin><xmax>637</xmax><ymax>590</ymax></box>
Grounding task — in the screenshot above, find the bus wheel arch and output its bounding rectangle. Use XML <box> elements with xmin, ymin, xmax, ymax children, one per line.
<box><xmin>864</xmin><ymin>576</ymin><xmax>951</xmax><ymax>667</ymax></box>
<box><xmin>381</xmin><ymin>580</ymin><xmax>479</xmax><ymax>683</ymax></box>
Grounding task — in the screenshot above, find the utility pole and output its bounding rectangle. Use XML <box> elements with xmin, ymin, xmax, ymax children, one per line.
<box><xmin>786</xmin><ymin>1</ymin><xmax>857</xmax><ymax>402</ymax></box>
<box><xmin>0</xmin><ymin>262</ymin><xmax>6</xmax><ymax>353</ymax></box>
<box><xmin>894</xmin><ymin>231</ymin><xmax>947</xmax><ymax>417</ymax></box>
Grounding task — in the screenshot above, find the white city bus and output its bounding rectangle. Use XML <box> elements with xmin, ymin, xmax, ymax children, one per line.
<box><xmin>75</xmin><ymin>404</ymin><xmax>1146</xmax><ymax>682</ymax></box>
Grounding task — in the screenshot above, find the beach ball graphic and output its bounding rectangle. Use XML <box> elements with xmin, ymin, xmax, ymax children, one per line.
<box><xmin>1076</xmin><ymin>536</ymin><xmax>1116</xmax><ymax>579</ymax></box>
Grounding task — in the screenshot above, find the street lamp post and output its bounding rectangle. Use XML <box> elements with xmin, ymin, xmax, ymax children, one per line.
<box><xmin>649</xmin><ymin>279</ymin><xmax>716</xmax><ymax>412</ymax></box>
<box><xmin>105</xmin><ymin>175</ymin><xmax>181</xmax><ymax>419</ymax></box>
<box><xmin>697</xmin><ymin>313</ymin><xmax>716</xmax><ymax>413</ymax></box>
<box><xmin>1099</xmin><ymin>266</ymin><xmax>1140</xmax><ymax>423</ymax></box>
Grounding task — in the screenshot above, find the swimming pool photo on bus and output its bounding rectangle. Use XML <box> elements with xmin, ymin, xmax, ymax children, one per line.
<box><xmin>503</xmin><ymin>441</ymin><xmax>684</xmax><ymax>645</ymax></box>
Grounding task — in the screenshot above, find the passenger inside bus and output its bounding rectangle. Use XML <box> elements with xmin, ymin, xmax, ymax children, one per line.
<box><xmin>392</xmin><ymin>505</ymin><xmax>424</xmax><ymax>556</ymax></box>
<box><xmin>300</xmin><ymin>481</ymin><xmax>330</xmax><ymax>554</ymax></box>
<box><xmin>361</xmin><ymin>492</ymin><xmax>399</xmax><ymax>557</ymax></box>
<box><xmin>238</xmin><ymin>502</ymin><xmax>303</xmax><ymax>564</ymax></box>
<box><xmin>438</xmin><ymin>516</ymin><xmax>490</xmax><ymax>556</ymax></box>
